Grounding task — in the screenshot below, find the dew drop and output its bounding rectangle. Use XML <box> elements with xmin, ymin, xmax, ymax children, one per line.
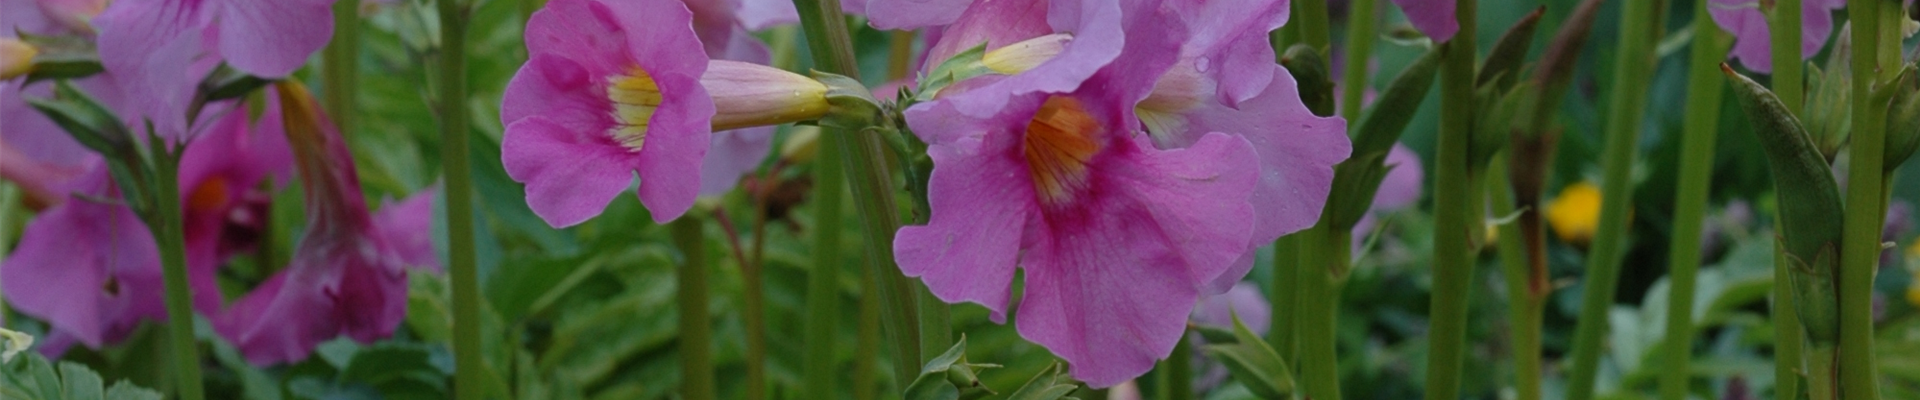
<box><xmin>1195</xmin><ymin>57</ymin><xmax>1212</xmax><ymax>73</ymax></box>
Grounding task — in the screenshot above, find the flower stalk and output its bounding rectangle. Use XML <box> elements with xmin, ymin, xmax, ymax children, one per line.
<box><xmin>1489</xmin><ymin>156</ymin><xmax>1543</xmax><ymax>400</ymax></box>
<box><xmin>671</xmin><ymin>216</ymin><xmax>716</xmax><ymax>400</ymax></box>
<box><xmin>1767</xmin><ymin>0</ymin><xmax>1808</xmax><ymax>397</ymax></box>
<box><xmin>324</xmin><ymin>0</ymin><xmax>359</xmax><ymax>134</ymax></box>
<box><xmin>152</xmin><ymin>146</ymin><xmax>205</xmax><ymax>400</ymax></box>
<box><xmin>790</xmin><ymin>0</ymin><xmax>927</xmax><ymax>383</ymax></box>
<box><xmin>805</xmin><ymin>126</ymin><xmax>848</xmax><ymax>400</ymax></box>
<box><xmin>1424</xmin><ymin>0</ymin><xmax>1478</xmax><ymax>399</ymax></box>
<box><xmin>1298</xmin><ymin>223</ymin><xmax>1348</xmax><ymax>400</ymax></box>
<box><xmin>1660</xmin><ymin>6</ymin><xmax>1731</xmax><ymax>398</ymax></box>
<box><xmin>1339</xmin><ymin>0</ymin><xmax>1377</xmax><ymax>122</ymax></box>
<box><xmin>433</xmin><ymin>0</ymin><xmax>484</xmax><ymax>398</ymax></box>
<box><xmin>1839</xmin><ymin>0</ymin><xmax>1893</xmax><ymax>398</ymax></box>
<box><xmin>1563</xmin><ymin>0</ymin><xmax>1663</xmax><ymax>398</ymax></box>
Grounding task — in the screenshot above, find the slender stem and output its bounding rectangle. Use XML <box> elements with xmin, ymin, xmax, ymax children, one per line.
<box><xmin>1167</xmin><ymin>332</ymin><xmax>1194</xmax><ymax>400</ymax></box>
<box><xmin>713</xmin><ymin>210</ymin><xmax>767</xmax><ymax>400</ymax></box>
<box><xmin>1490</xmin><ymin>156</ymin><xmax>1543</xmax><ymax>400</ymax></box>
<box><xmin>805</xmin><ymin>131</ymin><xmax>849</xmax><ymax>400</ymax></box>
<box><xmin>1838</xmin><ymin>0</ymin><xmax>1887</xmax><ymax>398</ymax></box>
<box><xmin>434</xmin><ymin>0</ymin><xmax>483</xmax><ymax>398</ymax></box>
<box><xmin>1294</xmin><ymin>0</ymin><xmax>1332</xmax><ymax>54</ymax></box>
<box><xmin>1774</xmin><ymin>235</ymin><xmax>1807</xmax><ymax>399</ymax></box>
<box><xmin>791</xmin><ymin>0</ymin><xmax>924</xmax><ymax>382</ymax></box>
<box><xmin>323</xmin><ymin>0</ymin><xmax>359</xmax><ymax>136</ymax></box>
<box><xmin>153</xmin><ymin>149</ymin><xmax>204</xmax><ymax>400</ymax></box>
<box><xmin>1808</xmin><ymin>345</ymin><xmax>1839</xmax><ymax>400</ymax></box>
<box><xmin>1299</xmin><ymin>224</ymin><xmax>1348</xmax><ymax>400</ymax></box>
<box><xmin>1268</xmin><ymin>235</ymin><xmax>1300</xmax><ymax>367</ymax></box>
<box><xmin>1660</xmin><ymin>9</ymin><xmax>1730</xmax><ymax>398</ymax></box>
<box><xmin>855</xmin><ymin>267</ymin><xmax>882</xmax><ymax>400</ymax></box>
<box><xmin>1769</xmin><ymin>0</ymin><xmax>1803</xmax><ymax>115</ymax></box>
<box><xmin>1339</xmin><ymin>0</ymin><xmax>1377</xmax><ymax>122</ymax></box>
<box><xmin>1565</xmin><ymin>1</ymin><xmax>1664</xmax><ymax>398</ymax></box>
<box><xmin>1423</xmin><ymin>0</ymin><xmax>1478</xmax><ymax>397</ymax></box>
<box><xmin>672</xmin><ymin>217</ymin><xmax>716</xmax><ymax>400</ymax></box>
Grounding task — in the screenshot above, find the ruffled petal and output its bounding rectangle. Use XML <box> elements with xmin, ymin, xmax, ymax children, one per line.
<box><xmin>522</xmin><ymin>0</ymin><xmax>639</xmax><ymax>79</ymax></box>
<box><xmin>1</xmin><ymin>170</ymin><xmax>164</xmax><ymax>349</ymax></box>
<box><xmin>939</xmin><ymin>0</ymin><xmax>1126</xmax><ymax>118</ymax></box>
<box><xmin>374</xmin><ymin>189</ymin><xmax>441</xmax><ymax>271</ymax></box>
<box><xmin>1016</xmin><ymin>132</ymin><xmax>1259</xmax><ymax>388</ymax></box>
<box><xmin>894</xmin><ymin>119</ymin><xmax>1037</xmax><ymax>321</ymax></box>
<box><xmin>217</xmin><ymin>0</ymin><xmax>333</xmax><ymax>77</ymax></box>
<box><xmin>502</xmin><ymin>116</ymin><xmax>642</xmax><ymax>228</ymax></box>
<box><xmin>1166</xmin><ymin>0</ymin><xmax>1288</xmax><ymax>107</ymax></box>
<box><xmin>865</xmin><ymin>0</ymin><xmax>973</xmax><ymax>29</ymax></box>
<box><xmin>1389</xmin><ymin>0</ymin><xmax>1458</xmax><ymax>42</ymax></box>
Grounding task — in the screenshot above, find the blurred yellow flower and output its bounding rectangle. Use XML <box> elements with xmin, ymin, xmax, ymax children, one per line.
<box><xmin>1545</xmin><ymin>182</ymin><xmax>1602</xmax><ymax>245</ymax></box>
<box><xmin>1908</xmin><ymin>284</ymin><xmax>1920</xmax><ymax>308</ymax></box>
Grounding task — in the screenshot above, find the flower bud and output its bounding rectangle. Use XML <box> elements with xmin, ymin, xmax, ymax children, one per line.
<box><xmin>981</xmin><ymin>33</ymin><xmax>1070</xmax><ymax>75</ymax></box>
<box><xmin>1884</xmin><ymin>65</ymin><xmax>1920</xmax><ymax>173</ymax></box>
<box><xmin>702</xmin><ymin>60</ymin><xmax>830</xmax><ymax>131</ymax></box>
<box><xmin>1</xmin><ymin>38</ymin><xmax>37</xmax><ymax>80</ymax></box>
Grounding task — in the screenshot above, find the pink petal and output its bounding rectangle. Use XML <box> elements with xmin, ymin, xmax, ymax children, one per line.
<box><xmin>374</xmin><ymin>189</ymin><xmax>441</xmax><ymax>271</ymax></box>
<box><xmin>502</xmin><ymin>117</ymin><xmax>642</xmax><ymax>228</ymax></box>
<box><xmin>699</xmin><ymin>127</ymin><xmax>774</xmax><ymax>196</ymax></box>
<box><xmin>894</xmin><ymin>120</ymin><xmax>1037</xmax><ymax>321</ymax></box>
<box><xmin>865</xmin><ymin>0</ymin><xmax>973</xmax><ymax>29</ymax></box>
<box><xmin>217</xmin><ymin>0</ymin><xmax>333</xmax><ymax>77</ymax></box>
<box><xmin>1389</xmin><ymin>0</ymin><xmax>1458</xmax><ymax>42</ymax></box>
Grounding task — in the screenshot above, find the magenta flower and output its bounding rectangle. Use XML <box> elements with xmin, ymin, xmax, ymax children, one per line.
<box><xmin>896</xmin><ymin>2</ymin><xmax>1264</xmax><ymax>386</ymax></box>
<box><xmin>1165</xmin><ymin>0</ymin><xmax>1291</xmax><ymax>107</ymax></box>
<box><xmin>504</xmin><ymin>0</ymin><xmax>832</xmax><ymax>226</ymax></box>
<box><xmin>1388</xmin><ymin>0</ymin><xmax>1458</xmax><ymax>42</ymax></box>
<box><xmin>1</xmin><ymin>101</ymin><xmax>292</xmax><ymax>356</ymax></box>
<box><xmin>1708</xmin><ymin>0</ymin><xmax>1845</xmax><ymax>73</ymax></box>
<box><xmin>95</xmin><ymin>0</ymin><xmax>333</xmax><ymax>79</ymax></box>
<box><xmin>212</xmin><ymin>84</ymin><xmax>433</xmax><ymax>365</ymax></box>
<box><xmin>865</xmin><ymin>0</ymin><xmax>972</xmax><ymax>29</ymax></box>
<box><xmin>1134</xmin><ymin>60</ymin><xmax>1350</xmax><ymax>292</ymax></box>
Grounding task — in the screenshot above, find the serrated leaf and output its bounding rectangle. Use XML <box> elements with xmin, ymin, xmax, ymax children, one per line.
<box><xmin>58</xmin><ymin>362</ymin><xmax>105</xmax><ymax>400</ymax></box>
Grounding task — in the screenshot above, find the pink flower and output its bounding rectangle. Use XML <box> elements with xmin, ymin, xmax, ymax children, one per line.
<box><xmin>1708</xmin><ymin>0</ymin><xmax>1845</xmax><ymax>73</ymax></box>
<box><xmin>915</xmin><ymin>0</ymin><xmax>1126</xmax><ymax>122</ymax></box>
<box><xmin>1388</xmin><ymin>0</ymin><xmax>1458</xmax><ymax>42</ymax></box>
<box><xmin>503</xmin><ymin>0</ymin><xmax>830</xmax><ymax>226</ymax></box>
<box><xmin>96</xmin><ymin>0</ymin><xmax>334</xmax><ymax>79</ymax></box>
<box><xmin>212</xmin><ymin>83</ymin><xmax>433</xmax><ymax>365</ymax></box>
<box><xmin>0</xmin><ymin>100</ymin><xmax>292</xmax><ymax>356</ymax></box>
<box><xmin>895</xmin><ymin>0</ymin><xmax>1264</xmax><ymax>386</ymax></box>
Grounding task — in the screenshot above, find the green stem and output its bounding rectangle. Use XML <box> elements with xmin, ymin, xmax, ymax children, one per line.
<box><xmin>1769</xmin><ymin>0</ymin><xmax>1804</xmax><ymax>115</ymax></box>
<box><xmin>153</xmin><ymin>149</ymin><xmax>204</xmax><ymax>400</ymax></box>
<box><xmin>1838</xmin><ymin>1</ymin><xmax>1888</xmax><ymax>398</ymax></box>
<box><xmin>1774</xmin><ymin>237</ymin><xmax>1807</xmax><ymax>399</ymax></box>
<box><xmin>1339</xmin><ymin>0</ymin><xmax>1377</xmax><ymax>122</ymax></box>
<box><xmin>1423</xmin><ymin>0</ymin><xmax>1477</xmax><ymax>397</ymax></box>
<box><xmin>1767</xmin><ymin>2</ymin><xmax>1808</xmax><ymax>395</ymax></box>
<box><xmin>1660</xmin><ymin>9</ymin><xmax>1730</xmax><ymax>398</ymax></box>
<box><xmin>740</xmin><ymin>223</ymin><xmax>767</xmax><ymax>400</ymax></box>
<box><xmin>1294</xmin><ymin>0</ymin><xmax>1332</xmax><ymax>54</ymax></box>
<box><xmin>672</xmin><ymin>217</ymin><xmax>716</xmax><ymax>400</ymax></box>
<box><xmin>1490</xmin><ymin>157</ymin><xmax>1543</xmax><ymax>400</ymax></box>
<box><xmin>323</xmin><ymin>0</ymin><xmax>359</xmax><ymax>135</ymax></box>
<box><xmin>805</xmin><ymin>123</ymin><xmax>848</xmax><ymax>400</ymax></box>
<box><xmin>1808</xmin><ymin>345</ymin><xmax>1838</xmax><ymax>400</ymax></box>
<box><xmin>1166</xmin><ymin>333</ymin><xmax>1194</xmax><ymax>400</ymax></box>
<box><xmin>856</xmin><ymin>256</ymin><xmax>883</xmax><ymax>400</ymax></box>
<box><xmin>1268</xmin><ymin>234</ymin><xmax>1301</xmax><ymax>368</ymax></box>
<box><xmin>1565</xmin><ymin>1</ymin><xmax>1664</xmax><ymax>398</ymax></box>
<box><xmin>1299</xmin><ymin>224</ymin><xmax>1348</xmax><ymax>400</ymax></box>
<box><xmin>434</xmin><ymin>0</ymin><xmax>483</xmax><ymax>398</ymax></box>
<box><xmin>790</xmin><ymin>0</ymin><xmax>925</xmax><ymax>383</ymax></box>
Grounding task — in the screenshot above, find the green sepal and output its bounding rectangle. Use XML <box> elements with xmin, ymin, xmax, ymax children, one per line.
<box><xmin>1190</xmin><ymin>324</ymin><xmax>1238</xmax><ymax>344</ymax></box>
<box><xmin>1723</xmin><ymin>66</ymin><xmax>1845</xmax><ymax>265</ymax></box>
<box><xmin>1199</xmin><ymin>311</ymin><xmax>1296</xmax><ymax>400</ymax></box>
<box><xmin>814</xmin><ymin>70</ymin><xmax>886</xmax><ymax>131</ymax></box>
<box><xmin>1325</xmin><ymin>150</ymin><xmax>1394</xmax><ymax>232</ymax></box>
<box><xmin>1805</xmin><ymin>63</ymin><xmax>1853</xmax><ymax>162</ymax></box>
<box><xmin>914</xmin><ymin>42</ymin><xmax>993</xmax><ymax>102</ymax></box>
<box><xmin>1471</xmin><ymin>82</ymin><xmax>1531</xmax><ymax>168</ymax></box>
<box><xmin>189</xmin><ymin>64</ymin><xmax>273</xmax><ymax>123</ymax></box>
<box><xmin>1279</xmin><ymin>44</ymin><xmax>1336</xmax><ymax>117</ymax></box>
<box><xmin>903</xmin><ymin>336</ymin><xmax>1002</xmax><ymax>400</ymax></box>
<box><xmin>1350</xmin><ymin>46</ymin><xmax>1442</xmax><ymax>156</ymax></box>
<box><xmin>1476</xmin><ymin>7</ymin><xmax>1546</xmax><ymax>91</ymax></box>
<box><xmin>1881</xmin><ymin>63</ymin><xmax>1920</xmax><ymax>172</ymax></box>
<box><xmin>23</xmin><ymin>53</ymin><xmax>103</xmax><ymax>84</ymax></box>
<box><xmin>1005</xmin><ymin>362</ymin><xmax>1081</xmax><ymax>400</ymax></box>
<box><xmin>1787</xmin><ymin>242</ymin><xmax>1841</xmax><ymax>345</ymax></box>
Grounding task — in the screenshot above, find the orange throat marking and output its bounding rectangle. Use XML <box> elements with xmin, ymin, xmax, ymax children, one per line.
<box><xmin>1023</xmin><ymin>96</ymin><xmax>1102</xmax><ymax>206</ymax></box>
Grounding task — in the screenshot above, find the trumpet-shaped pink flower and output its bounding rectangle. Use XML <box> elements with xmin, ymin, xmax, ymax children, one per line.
<box><xmin>912</xmin><ymin>0</ymin><xmax>1126</xmax><ymax>123</ymax></box>
<box><xmin>213</xmin><ymin>83</ymin><xmax>433</xmax><ymax>365</ymax></box>
<box><xmin>1708</xmin><ymin>0</ymin><xmax>1845</xmax><ymax>73</ymax></box>
<box><xmin>1389</xmin><ymin>0</ymin><xmax>1457</xmax><ymax>42</ymax></box>
<box><xmin>503</xmin><ymin>0</ymin><xmax>715</xmax><ymax>226</ymax></box>
<box><xmin>505</xmin><ymin>0</ymin><xmax>832</xmax><ymax>225</ymax></box>
<box><xmin>1</xmin><ymin>101</ymin><xmax>292</xmax><ymax>356</ymax></box>
<box><xmin>896</xmin><ymin>1</ymin><xmax>1264</xmax><ymax>386</ymax></box>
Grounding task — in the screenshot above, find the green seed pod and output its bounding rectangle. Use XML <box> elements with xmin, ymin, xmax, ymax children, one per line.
<box><xmin>1723</xmin><ymin>65</ymin><xmax>1844</xmax><ymax>345</ymax></box>
<box><xmin>1884</xmin><ymin>64</ymin><xmax>1920</xmax><ymax>173</ymax></box>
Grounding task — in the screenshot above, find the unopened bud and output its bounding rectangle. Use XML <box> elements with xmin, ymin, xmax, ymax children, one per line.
<box><xmin>703</xmin><ymin>60</ymin><xmax>830</xmax><ymax>131</ymax></box>
<box><xmin>1885</xmin><ymin>64</ymin><xmax>1920</xmax><ymax>172</ymax></box>
<box><xmin>981</xmin><ymin>33</ymin><xmax>1070</xmax><ymax>75</ymax></box>
<box><xmin>1</xmin><ymin>38</ymin><xmax>37</xmax><ymax>80</ymax></box>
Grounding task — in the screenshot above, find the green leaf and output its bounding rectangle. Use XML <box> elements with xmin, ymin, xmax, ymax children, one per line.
<box><xmin>1476</xmin><ymin>7</ymin><xmax>1545</xmax><ymax>90</ymax></box>
<box><xmin>1200</xmin><ymin>312</ymin><xmax>1295</xmax><ymax>400</ymax></box>
<box><xmin>57</xmin><ymin>362</ymin><xmax>105</xmax><ymax>400</ymax></box>
<box><xmin>903</xmin><ymin>336</ymin><xmax>1000</xmax><ymax>400</ymax></box>
<box><xmin>1005</xmin><ymin>362</ymin><xmax>1081</xmax><ymax>400</ymax></box>
<box><xmin>2</xmin><ymin>348</ymin><xmax>163</xmax><ymax>400</ymax></box>
<box><xmin>914</xmin><ymin>41</ymin><xmax>992</xmax><ymax>101</ymax></box>
<box><xmin>103</xmin><ymin>381</ymin><xmax>162</xmax><ymax>400</ymax></box>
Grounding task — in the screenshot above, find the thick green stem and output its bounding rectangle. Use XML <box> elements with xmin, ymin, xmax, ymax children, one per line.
<box><xmin>1838</xmin><ymin>1</ymin><xmax>1888</xmax><ymax>398</ymax></box>
<box><xmin>1339</xmin><ymin>0</ymin><xmax>1377</xmax><ymax>122</ymax></box>
<box><xmin>1423</xmin><ymin>0</ymin><xmax>1477</xmax><ymax>397</ymax></box>
<box><xmin>1299</xmin><ymin>224</ymin><xmax>1349</xmax><ymax>400</ymax></box>
<box><xmin>1565</xmin><ymin>1</ymin><xmax>1664</xmax><ymax>399</ymax></box>
<box><xmin>790</xmin><ymin>0</ymin><xmax>926</xmax><ymax>383</ymax></box>
<box><xmin>434</xmin><ymin>0</ymin><xmax>483</xmax><ymax>398</ymax></box>
<box><xmin>672</xmin><ymin>217</ymin><xmax>716</xmax><ymax>400</ymax></box>
<box><xmin>1268</xmin><ymin>235</ymin><xmax>1301</xmax><ymax>367</ymax></box>
<box><xmin>1774</xmin><ymin>238</ymin><xmax>1807</xmax><ymax>399</ymax></box>
<box><xmin>805</xmin><ymin>121</ymin><xmax>848</xmax><ymax>400</ymax></box>
<box><xmin>1294</xmin><ymin>0</ymin><xmax>1332</xmax><ymax>54</ymax></box>
<box><xmin>154</xmin><ymin>150</ymin><xmax>204</xmax><ymax>400</ymax></box>
<box><xmin>1808</xmin><ymin>345</ymin><xmax>1839</xmax><ymax>400</ymax></box>
<box><xmin>740</xmin><ymin>229</ymin><xmax>767</xmax><ymax>400</ymax></box>
<box><xmin>1490</xmin><ymin>157</ymin><xmax>1543</xmax><ymax>400</ymax></box>
<box><xmin>1166</xmin><ymin>333</ymin><xmax>1194</xmax><ymax>400</ymax></box>
<box><xmin>1770</xmin><ymin>0</ymin><xmax>1804</xmax><ymax>115</ymax></box>
<box><xmin>856</xmin><ymin>262</ymin><xmax>882</xmax><ymax>400</ymax></box>
<box><xmin>1660</xmin><ymin>9</ymin><xmax>1729</xmax><ymax>398</ymax></box>
<box><xmin>323</xmin><ymin>0</ymin><xmax>359</xmax><ymax>134</ymax></box>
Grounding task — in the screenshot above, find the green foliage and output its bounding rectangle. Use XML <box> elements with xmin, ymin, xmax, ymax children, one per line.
<box><xmin>3</xmin><ymin>350</ymin><xmax>162</xmax><ymax>400</ymax></box>
<box><xmin>1200</xmin><ymin>313</ymin><xmax>1295</xmax><ymax>399</ymax></box>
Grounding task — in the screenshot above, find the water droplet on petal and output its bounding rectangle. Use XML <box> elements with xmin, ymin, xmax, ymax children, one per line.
<box><xmin>1195</xmin><ymin>57</ymin><xmax>1212</xmax><ymax>73</ymax></box>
